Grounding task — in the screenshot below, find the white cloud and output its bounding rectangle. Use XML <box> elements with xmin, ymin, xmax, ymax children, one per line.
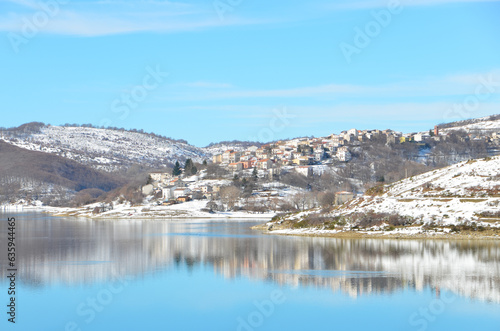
<box><xmin>250</xmin><ymin>102</ymin><xmax>500</xmax><ymax>130</ymax></box>
<box><xmin>158</xmin><ymin>70</ymin><xmax>500</xmax><ymax>101</ymax></box>
<box><xmin>181</xmin><ymin>81</ymin><xmax>234</xmax><ymax>89</ymax></box>
<box><xmin>3</xmin><ymin>0</ymin><xmax>39</xmax><ymax>9</ymax></box>
<box><xmin>2</xmin><ymin>0</ymin><xmax>498</xmax><ymax>36</ymax></box>
<box><xmin>0</xmin><ymin>0</ymin><xmax>263</xmax><ymax>36</ymax></box>
<box><xmin>325</xmin><ymin>0</ymin><xmax>500</xmax><ymax>11</ymax></box>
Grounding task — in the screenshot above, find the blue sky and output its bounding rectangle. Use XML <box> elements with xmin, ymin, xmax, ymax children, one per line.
<box><xmin>1</xmin><ymin>0</ymin><xmax>500</xmax><ymax>146</ymax></box>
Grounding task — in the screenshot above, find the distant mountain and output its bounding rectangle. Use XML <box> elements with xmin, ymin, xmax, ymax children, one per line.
<box><xmin>0</xmin><ymin>141</ymin><xmax>124</xmax><ymax>204</ymax></box>
<box><xmin>1</xmin><ymin>123</ymin><xmax>211</xmax><ymax>172</ymax></box>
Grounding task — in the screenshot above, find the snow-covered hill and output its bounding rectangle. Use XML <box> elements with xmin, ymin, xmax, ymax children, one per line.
<box><xmin>203</xmin><ymin>141</ymin><xmax>262</xmax><ymax>155</ymax></box>
<box><xmin>440</xmin><ymin>114</ymin><xmax>500</xmax><ymax>133</ymax></box>
<box><xmin>334</xmin><ymin>156</ymin><xmax>500</xmax><ymax>226</ymax></box>
<box><xmin>386</xmin><ymin>156</ymin><xmax>499</xmax><ymax>198</ymax></box>
<box><xmin>2</xmin><ymin>125</ymin><xmax>211</xmax><ymax>172</ymax></box>
<box><xmin>265</xmin><ymin>156</ymin><xmax>500</xmax><ymax>236</ymax></box>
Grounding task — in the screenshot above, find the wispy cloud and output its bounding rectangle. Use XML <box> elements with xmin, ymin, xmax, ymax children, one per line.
<box><xmin>324</xmin><ymin>0</ymin><xmax>500</xmax><ymax>11</ymax></box>
<box><xmin>160</xmin><ymin>70</ymin><xmax>500</xmax><ymax>101</ymax></box>
<box><xmin>0</xmin><ymin>0</ymin><xmax>264</xmax><ymax>36</ymax></box>
<box><xmin>3</xmin><ymin>0</ymin><xmax>39</xmax><ymax>9</ymax></box>
<box><xmin>4</xmin><ymin>0</ymin><xmax>495</xmax><ymax>36</ymax></box>
<box><xmin>219</xmin><ymin>102</ymin><xmax>500</xmax><ymax>130</ymax></box>
<box><xmin>180</xmin><ymin>81</ymin><xmax>234</xmax><ymax>89</ymax></box>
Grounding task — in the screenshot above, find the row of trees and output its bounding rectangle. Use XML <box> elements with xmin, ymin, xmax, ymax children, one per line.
<box><xmin>172</xmin><ymin>158</ymin><xmax>205</xmax><ymax>176</ymax></box>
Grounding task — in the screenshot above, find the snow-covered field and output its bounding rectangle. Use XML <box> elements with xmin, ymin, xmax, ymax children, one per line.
<box><xmin>1</xmin><ymin>198</ymin><xmax>276</xmax><ymax>220</ymax></box>
<box><xmin>440</xmin><ymin>115</ymin><xmax>500</xmax><ymax>133</ymax></box>
<box><xmin>386</xmin><ymin>159</ymin><xmax>499</xmax><ymax>198</ymax></box>
<box><xmin>264</xmin><ymin>156</ymin><xmax>500</xmax><ymax>237</ymax></box>
<box><xmin>37</xmin><ymin>200</ymin><xmax>275</xmax><ymax>219</ymax></box>
<box><xmin>336</xmin><ymin>156</ymin><xmax>500</xmax><ymax>224</ymax></box>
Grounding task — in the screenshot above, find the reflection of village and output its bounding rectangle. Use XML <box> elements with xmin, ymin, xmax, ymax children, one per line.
<box><xmin>2</xmin><ymin>216</ymin><xmax>500</xmax><ymax>303</ymax></box>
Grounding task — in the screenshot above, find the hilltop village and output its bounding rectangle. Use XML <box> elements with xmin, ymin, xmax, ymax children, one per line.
<box><xmin>139</xmin><ymin>124</ymin><xmax>499</xmax><ymax>213</ymax></box>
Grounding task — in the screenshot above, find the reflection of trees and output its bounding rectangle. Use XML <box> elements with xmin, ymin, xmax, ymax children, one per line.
<box><xmin>1</xmin><ymin>215</ymin><xmax>499</xmax><ymax>303</ymax></box>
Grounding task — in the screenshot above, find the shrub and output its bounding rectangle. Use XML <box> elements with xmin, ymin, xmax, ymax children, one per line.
<box><xmin>366</xmin><ymin>184</ymin><xmax>385</xmax><ymax>196</ymax></box>
<box><xmin>293</xmin><ymin>219</ymin><xmax>310</xmax><ymax>229</ymax></box>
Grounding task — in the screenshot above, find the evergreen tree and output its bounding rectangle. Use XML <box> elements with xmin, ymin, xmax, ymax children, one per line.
<box><xmin>184</xmin><ymin>158</ymin><xmax>197</xmax><ymax>175</ymax></box>
<box><xmin>184</xmin><ymin>159</ymin><xmax>193</xmax><ymax>172</ymax></box>
<box><xmin>252</xmin><ymin>167</ymin><xmax>258</xmax><ymax>181</ymax></box>
<box><xmin>172</xmin><ymin>161</ymin><xmax>182</xmax><ymax>176</ymax></box>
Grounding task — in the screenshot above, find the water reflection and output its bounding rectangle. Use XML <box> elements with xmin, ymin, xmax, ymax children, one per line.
<box><xmin>1</xmin><ymin>213</ymin><xmax>499</xmax><ymax>304</ymax></box>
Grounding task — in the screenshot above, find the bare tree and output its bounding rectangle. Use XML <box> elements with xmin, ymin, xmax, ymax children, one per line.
<box><xmin>219</xmin><ymin>185</ymin><xmax>241</xmax><ymax>211</ymax></box>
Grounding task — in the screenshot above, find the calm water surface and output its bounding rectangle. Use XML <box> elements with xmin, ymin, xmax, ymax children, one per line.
<box><xmin>1</xmin><ymin>212</ymin><xmax>499</xmax><ymax>331</ymax></box>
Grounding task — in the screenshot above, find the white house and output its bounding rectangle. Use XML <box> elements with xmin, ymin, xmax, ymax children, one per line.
<box><xmin>295</xmin><ymin>166</ymin><xmax>313</xmax><ymax>177</ymax></box>
<box><xmin>162</xmin><ymin>186</ymin><xmax>176</xmax><ymax>200</ymax></box>
<box><xmin>337</xmin><ymin>147</ymin><xmax>351</xmax><ymax>162</ymax></box>
<box><xmin>173</xmin><ymin>188</ymin><xmax>190</xmax><ymax>199</ymax></box>
<box><xmin>347</xmin><ymin>128</ymin><xmax>358</xmax><ymax>136</ymax></box>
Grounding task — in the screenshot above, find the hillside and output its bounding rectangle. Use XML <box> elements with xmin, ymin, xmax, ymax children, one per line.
<box><xmin>204</xmin><ymin>140</ymin><xmax>263</xmax><ymax>155</ymax></box>
<box><xmin>263</xmin><ymin>156</ymin><xmax>500</xmax><ymax>237</ymax></box>
<box><xmin>1</xmin><ymin>123</ymin><xmax>210</xmax><ymax>172</ymax></box>
<box><xmin>439</xmin><ymin>114</ymin><xmax>500</xmax><ymax>133</ymax></box>
<box><xmin>0</xmin><ymin>141</ymin><xmax>124</xmax><ymax>205</ymax></box>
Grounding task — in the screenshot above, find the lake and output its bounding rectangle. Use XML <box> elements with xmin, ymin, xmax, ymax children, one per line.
<box><xmin>1</xmin><ymin>212</ymin><xmax>500</xmax><ymax>330</ymax></box>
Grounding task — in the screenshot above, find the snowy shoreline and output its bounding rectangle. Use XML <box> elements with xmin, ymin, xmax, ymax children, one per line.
<box><xmin>252</xmin><ymin>223</ymin><xmax>500</xmax><ymax>240</ymax></box>
<box><xmin>0</xmin><ymin>201</ymin><xmax>275</xmax><ymax>220</ymax></box>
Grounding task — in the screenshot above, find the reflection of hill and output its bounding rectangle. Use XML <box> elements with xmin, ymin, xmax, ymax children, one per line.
<box><xmin>1</xmin><ymin>215</ymin><xmax>499</xmax><ymax>303</ymax></box>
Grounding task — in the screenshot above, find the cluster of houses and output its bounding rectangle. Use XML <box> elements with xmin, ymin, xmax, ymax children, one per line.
<box><xmin>212</xmin><ymin>128</ymin><xmax>406</xmax><ymax>174</ymax></box>
<box><xmin>213</xmin><ymin>136</ymin><xmax>351</xmax><ymax>173</ymax></box>
<box><xmin>213</xmin><ymin>125</ymin><xmax>500</xmax><ymax>175</ymax></box>
<box><xmin>141</xmin><ymin>172</ymin><xmax>221</xmax><ymax>205</ymax></box>
<box><xmin>141</xmin><ymin>170</ymin><xmax>356</xmax><ymax>207</ymax></box>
